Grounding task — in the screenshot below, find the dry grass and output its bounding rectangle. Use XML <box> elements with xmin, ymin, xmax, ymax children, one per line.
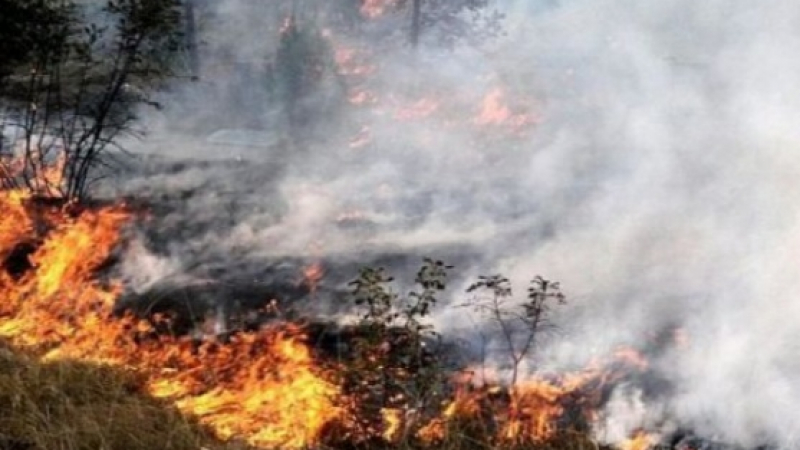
<box><xmin>0</xmin><ymin>340</ymin><xmax>245</xmax><ymax>450</ymax></box>
<box><xmin>0</xmin><ymin>338</ymin><xmax>608</xmax><ymax>450</ymax></box>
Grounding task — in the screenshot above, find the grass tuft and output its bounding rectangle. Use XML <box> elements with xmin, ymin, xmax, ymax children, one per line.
<box><xmin>0</xmin><ymin>340</ymin><xmax>243</xmax><ymax>450</ymax></box>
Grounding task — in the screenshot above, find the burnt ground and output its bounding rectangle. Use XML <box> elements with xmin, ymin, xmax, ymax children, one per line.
<box><xmin>96</xmin><ymin>151</ymin><xmax>501</xmax><ymax>335</ymax></box>
<box><xmin>10</xmin><ymin>154</ymin><xmax>765</xmax><ymax>450</ymax></box>
<box><xmin>0</xmin><ymin>194</ymin><xmax>761</xmax><ymax>450</ymax></box>
<box><xmin>109</xmin><ymin>242</ymin><xmax>485</xmax><ymax>342</ymax></box>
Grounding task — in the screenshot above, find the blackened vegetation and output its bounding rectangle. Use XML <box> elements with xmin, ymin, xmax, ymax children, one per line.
<box><xmin>333</xmin><ymin>260</ymin><xmax>452</xmax><ymax>439</ymax></box>
<box><xmin>112</xmin><ymin>277</ymin><xmax>310</xmax><ymax>340</ymax></box>
<box><xmin>1</xmin><ymin>243</ymin><xmax>36</xmax><ymax>281</ymax></box>
<box><xmin>662</xmin><ymin>431</ymin><xmax>777</xmax><ymax>450</ymax></box>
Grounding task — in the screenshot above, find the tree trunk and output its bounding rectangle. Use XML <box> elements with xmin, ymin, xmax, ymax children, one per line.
<box><xmin>410</xmin><ymin>0</ymin><xmax>422</xmax><ymax>48</ymax></box>
<box><xmin>185</xmin><ymin>0</ymin><xmax>200</xmax><ymax>79</ymax></box>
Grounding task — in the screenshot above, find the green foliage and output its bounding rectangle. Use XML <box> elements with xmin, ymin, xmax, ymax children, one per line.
<box><xmin>342</xmin><ymin>259</ymin><xmax>453</xmax><ymax>439</ymax></box>
<box><xmin>466</xmin><ymin>275</ymin><xmax>566</xmax><ymax>385</ymax></box>
<box><xmin>335</xmin><ymin>260</ymin><xmax>570</xmax><ymax>444</ymax></box>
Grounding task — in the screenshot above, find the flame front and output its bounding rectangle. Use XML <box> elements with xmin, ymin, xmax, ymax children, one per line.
<box><xmin>0</xmin><ymin>184</ymin><xmax>653</xmax><ymax>449</ymax></box>
<box><xmin>0</xmin><ymin>190</ymin><xmax>342</xmax><ymax>448</ymax></box>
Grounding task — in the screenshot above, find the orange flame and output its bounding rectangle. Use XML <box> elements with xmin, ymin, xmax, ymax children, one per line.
<box><xmin>393</xmin><ymin>97</ymin><xmax>441</xmax><ymax>121</ymax></box>
<box><xmin>475</xmin><ymin>87</ymin><xmax>539</xmax><ymax>134</ymax></box>
<box><xmin>0</xmin><ymin>194</ymin><xmax>344</xmax><ymax>448</ymax></box>
<box><xmin>360</xmin><ymin>0</ymin><xmax>401</xmax><ymax>19</ymax></box>
<box><xmin>0</xmin><ymin>184</ymin><xmax>654</xmax><ymax>449</ymax></box>
<box><xmin>619</xmin><ymin>430</ymin><xmax>658</xmax><ymax>450</ymax></box>
<box><xmin>334</xmin><ymin>46</ymin><xmax>377</xmax><ymax>77</ymax></box>
<box><xmin>302</xmin><ymin>261</ymin><xmax>325</xmax><ymax>294</ymax></box>
<box><xmin>1</xmin><ymin>149</ymin><xmax>66</xmax><ymax>197</ymax></box>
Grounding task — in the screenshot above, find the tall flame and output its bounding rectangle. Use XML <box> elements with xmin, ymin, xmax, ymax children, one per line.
<box><xmin>0</xmin><ymin>192</ymin><xmax>342</xmax><ymax>448</ymax></box>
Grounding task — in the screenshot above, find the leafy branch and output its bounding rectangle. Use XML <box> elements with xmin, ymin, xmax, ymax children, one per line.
<box><xmin>466</xmin><ymin>275</ymin><xmax>566</xmax><ymax>386</ymax></box>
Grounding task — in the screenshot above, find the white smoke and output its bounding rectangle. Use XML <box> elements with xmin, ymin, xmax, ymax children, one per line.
<box><xmin>106</xmin><ymin>0</ymin><xmax>800</xmax><ymax>447</ymax></box>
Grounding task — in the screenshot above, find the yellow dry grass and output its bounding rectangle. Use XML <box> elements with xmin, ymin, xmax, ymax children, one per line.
<box><xmin>0</xmin><ymin>340</ymin><xmax>246</xmax><ymax>450</ymax></box>
<box><xmin>0</xmin><ymin>337</ymin><xmax>615</xmax><ymax>450</ymax></box>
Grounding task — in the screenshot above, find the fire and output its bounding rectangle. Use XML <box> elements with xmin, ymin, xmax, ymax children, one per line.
<box><xmin>475</xmin><ymin>87</ymin><xmax>539</xmax><ymax>134</ymax></box>
<box><xmin>393</xmin><ymin>97</ymin><xmax>441</xmax><ymax>121</ymax></box>
<box><xmin>416</xmin><ymin>350</ymin><xmax>650</xmax><ymax>446</ymax></box>
<box><xmin>360</xmin><ymin>0</ymin><xmax>401</xmax><ymax>19</ymax></box>
<box><xmin>619</xmin><ymin>430</ymin><xmax>658</xmax><ymax>450</ymax></box>
<box><xmin>159</xmin><ymin>328</ymin><xmax>341</xmax><ymax>448</ymax></box>
<box><xmin>381</xmin><ymin>408</ymin><xmax>404</xmax><ymax>441</ymax></box>
<box><xmin>334</xmin><ymin>46</ymin><xmax>377</xmax><ymax>77</ymax></box>
<box><xmin>1</xmin><ymin>148</ymin><xmax>66</xmax><ymax>196</ymax></box>
<box><xmin>613</xmin><ymin>346</ymin><xmax>650</xmax><ymax>371</ymax></box>
<box><xmin>326</xmin><ymin>27</ymin><xmax>544</xmax><ymax>145</ymax></box>
<box><xmin>348</xmin><ymin>89</ymin><xmax>379</xmax><ymax>105</ymax></box>
<box><xmin>0</xmin><ymin>191</ymin><xmax>32</xmax><ymax>265</ymax></box>
<box><xmin>302</xmin><ymin>261</ymin><xmax>325</xmax><ymax>294</ymax></box>
<box><xmin>0</xmin><ymin>191</ymin><xmax>342</xmax><ymax>448</ymax></box>
<box><xmin>0</xmin><ymin>13</ymin><xmax>668</xmax><ymax>450</ymax></box>
<box><xmin>0</xmin><ymin>178</ymin><xmax>655</xmax><ymax>449</ymax></box>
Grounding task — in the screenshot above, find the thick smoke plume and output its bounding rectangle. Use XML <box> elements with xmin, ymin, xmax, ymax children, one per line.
<box><xmin>104</xmin><ymin>1</ymin><xmax>800</xmax><ymax>448</ymax></box>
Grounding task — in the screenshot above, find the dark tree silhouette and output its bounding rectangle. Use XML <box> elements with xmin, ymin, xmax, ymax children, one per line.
<box><xmin>0</xmin><ymin>0</ymin><xmax>183</xmax><ymax>201</ymax></box>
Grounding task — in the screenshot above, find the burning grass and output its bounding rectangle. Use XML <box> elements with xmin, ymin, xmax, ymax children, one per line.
<box><xmin>0</xmin><ymin>188</ymin><xmax>660</xmax><ymax>450</ymax></box>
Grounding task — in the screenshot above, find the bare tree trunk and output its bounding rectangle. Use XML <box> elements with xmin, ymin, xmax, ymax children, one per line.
<box><xmin>185</xmin><ymin>0</ymin><xmax>200</xmax><ymax>79</ymax></box>
<box><xmin>410</xmin><ymin>0</ymin><xmax>422</xmax><ymax>48</ymax></box>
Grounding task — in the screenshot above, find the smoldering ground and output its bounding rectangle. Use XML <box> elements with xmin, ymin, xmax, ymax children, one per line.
<box><xmin>97</xmin><ymin>1</ymin><xmax>800</xmax><ymax>448</ymax></box>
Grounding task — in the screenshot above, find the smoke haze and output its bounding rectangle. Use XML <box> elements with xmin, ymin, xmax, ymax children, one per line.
<box><xmin>106</xmin><ymin>1</ymin><xmax>800</xmax><ymax>447</ymax></box>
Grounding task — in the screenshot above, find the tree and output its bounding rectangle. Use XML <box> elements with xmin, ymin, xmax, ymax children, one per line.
<box><xmin>341</xmin><ymin>259</ymin><xmax>452</xmax><ymax>441</ymax></box>
<box><xmin>360</xmin><ymin>0</ymin><xmax>505</xmax><ymax>48</ymax></box>
<box><xmin>465</xmin><ymin>275</ymin><xmax>566</xmax><ymax>386</ymax></box>
<box><xmin>411</xmin><ymin>0</ymin><xmax>422</xmax><ymax>48</ymax></box>
<box><xmin>0</xmin><ymin>0</ymin><xmax>73</xmax><ymax>87</ymax></box>
<box><xmin>0</xmin><ymin>0</ymin><xmax>183</xmax><ymax>201</ymax></box>
<box><xmin>270</xmin><ymin>16</ymin><xmax>346</xmax><ymax>145</ymax></box>
<box><xmin>184</xmin><ymin>0</ymin><xmax>200</xmax><ymax>79</ymax></box>
<box><xmin>417</xmin><ymin>0</ymin><xmax>505</xmax><ymax>48</ymax></box>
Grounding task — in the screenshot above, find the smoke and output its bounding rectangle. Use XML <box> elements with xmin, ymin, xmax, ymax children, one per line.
<box><xmin>491</xmin><ymin>0</ymin><xmax>800</xmax><ymax>447</ymax></box>
<box><xmin>104</xmin><ymin>0</ymin><xmax>800</xmax><ymax>447</ymax></box>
